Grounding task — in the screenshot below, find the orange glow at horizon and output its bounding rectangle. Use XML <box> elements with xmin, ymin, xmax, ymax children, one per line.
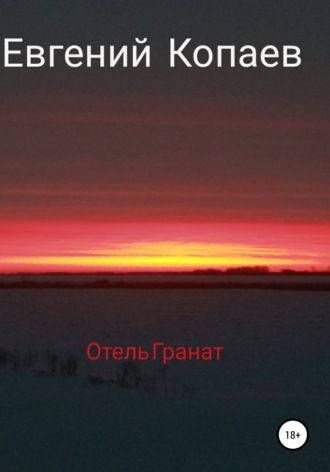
<box><xmin>2</xmin><ymin>241</ymin><xmax>316</xmax><ymax>271</ymax></box>
<box><xmin>1</xmin><ymin>221</ymin><xmax>329</xmax><ymax>273</ymax></box>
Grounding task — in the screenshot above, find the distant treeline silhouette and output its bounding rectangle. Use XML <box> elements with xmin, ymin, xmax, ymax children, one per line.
<box><xmin>2</xmin><ymin>266</ymin><xmax>330</xmax><ymax>277</ymax></box>
<box><xmin>0</xmin><ymin>268</ymin><xmax>330</xmax><ymax>292</ymax></box>
<box><xmin>193</xmin><ymin>266</ymin><xmax>270</xmax><ymax>275</ymax></box>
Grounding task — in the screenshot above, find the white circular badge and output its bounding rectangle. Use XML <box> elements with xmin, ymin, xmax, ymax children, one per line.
<box><xmin>277</xmin><ymin>419</ymin><xmax>308</xmax><ymax>450</ymax></box>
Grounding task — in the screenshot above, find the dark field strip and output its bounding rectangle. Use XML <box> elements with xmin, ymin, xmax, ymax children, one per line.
<box><xmin>0</xmin><ymin>281</ymin><xmax>330</xmax><ymax>291</ymax></box>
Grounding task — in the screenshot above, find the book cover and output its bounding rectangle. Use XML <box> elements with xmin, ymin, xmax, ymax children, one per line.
<box><xmin>0</xmin><ymin>1</ymin><xmax>329</xmax><ymax>471</ymax></box>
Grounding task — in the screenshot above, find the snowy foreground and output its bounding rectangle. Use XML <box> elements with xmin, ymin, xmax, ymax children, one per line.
<box><xmin>0</xmin><ymin>286</ymin><xmax>329</xmax><ymax>471</ymax></box>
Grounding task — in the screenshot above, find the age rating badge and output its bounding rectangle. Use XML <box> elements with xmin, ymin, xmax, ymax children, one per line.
<box><xmin>277</xmin><ymin>419</ymin><xmax>309</xmax><ymax>450</ymax></box>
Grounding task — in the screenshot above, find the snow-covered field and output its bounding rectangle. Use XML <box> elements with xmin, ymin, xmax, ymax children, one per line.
<box><xmin>1</xmin><ymin>287</ymin><xmax>329</xmax><ymax>471</ymax></box>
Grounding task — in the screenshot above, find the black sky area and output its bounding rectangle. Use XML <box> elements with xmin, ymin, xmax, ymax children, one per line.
<box><xmin>0</xmin><ymin>1</ymin><xmax>329</xmax><ymax>226</ymax></box>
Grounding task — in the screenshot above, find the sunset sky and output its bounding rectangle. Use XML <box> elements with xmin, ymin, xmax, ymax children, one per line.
<box><xmin>0</xmin><ymin>1</ymin><xmax>329</xmax><ymax>272</ymax></box>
